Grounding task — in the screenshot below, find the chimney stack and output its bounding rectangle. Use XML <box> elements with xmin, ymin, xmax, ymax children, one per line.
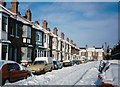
<box><xmin>70</xmin><ymin>40</ymin><xmax>73</xmax><ymax>44</ymax></box>
<box><xmin>25</xmin><ymin>9</ymin><xmax>31</xmax><ymax>21</ymax></box>
<box><xmin>47</xmin><ymin>28</ymin><xmax>50</xmax><ymax>32</ymax></box>
<box><xmin>0</xmin><ymin>0</ymin><xmax>6</xmax><ymax>7</ymax></box>
<box><xmin>66</xmin><ymin>38</ymin><xmax>69</xmax><ymax>42</ymax></box>
<box><xmin>53</xmin><ymin>27</ymin><xmax>58</xmax><ymax>36</ymax></box>
<box><xmin>18</xmin><ymin>12</ymin><xmax>21</xmax><ymax>15</ymax></box>
<box><xmin>35</xmin><ymin>21</ymin><xmax>39</xmax><ymax>25</ymax></box>
<box><xmin>61</xmin><ymin>32</ymin><xmax>64</xmax><ymax>40</ymax></box>
<box><xmin>10</xmin><ymin>0</ymin><xmax>19</xmax><ymax>13</ymax></box>
<box><xmin>42</xmin><ymin>20</ymin><xmax>48</xmax><ymax>29</ymax></box>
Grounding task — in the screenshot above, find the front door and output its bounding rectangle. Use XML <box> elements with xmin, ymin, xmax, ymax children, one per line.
<box><xmin>2</xmin><ymin>44</ymin><xmax>8</xmax><ymax>60</ymax></box>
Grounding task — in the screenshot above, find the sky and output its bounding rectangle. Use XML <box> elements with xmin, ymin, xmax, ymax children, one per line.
<box><xmin>7</xmin><ymin>1</ymin><xmax>119</xmax><ymax>48</ymax></box>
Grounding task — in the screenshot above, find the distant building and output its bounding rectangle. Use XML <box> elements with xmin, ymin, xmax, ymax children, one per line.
<box><xmin>79</xmin><ymin>46</ymin><xmax>104</xmax><ymax>60</ymax></box>
<box><xmin>111</xmin><ymin>41</ymin><xmax>120</xmax><ymax>60</ymax></box>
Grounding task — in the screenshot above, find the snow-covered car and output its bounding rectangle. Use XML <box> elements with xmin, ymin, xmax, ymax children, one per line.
<box><xmin>53</xmin><ymin>60</ymin><xmax>63</xmax><ymax>69</ymax></box>
<box><xmin>0</xmin><ymin>60</ymin><xmax>31</xmax><ymax>86</ymax></box>
<box><xmin>63</xmin><ymin>60</ymin><xmax>73</xmax><ymax>67</ymax></box>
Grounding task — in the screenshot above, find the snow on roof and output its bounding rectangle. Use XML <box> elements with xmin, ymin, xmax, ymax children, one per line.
<box><xmin>51</xmin><ymin>32</ymin><xmax>57</xmax><ymax>38</ymax></box>
<box><xmin>87</xmin><ymin>47</ymin><xmax>95</xmax><ymax>51</ymax></box>
<box><xmin>96</xmin><ymin>48</ymin><xmax>104</xmax><ymax>52</ymax></box>
<box><xmin>58</xmin><ymin>37</ymin><xmax>61</xmax><ymax>40</ymax></box>
<box><xmin>31</xmin><ymin>22</ymin><xmax>44</xmax><ymax>32</ymax></box>
<box><xmin>17</xmin><ymin>15</ymin><xmax>30</xmax><ymax>24</ymax></box>
<box><xmin>0</xmin><ymin>4</ymin><xmax>15</xmax><ymax>19</ymax></box>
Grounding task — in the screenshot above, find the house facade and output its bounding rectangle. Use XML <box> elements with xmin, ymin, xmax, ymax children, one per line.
<box><xmin>52</xmin><ymin>27</ymin><xmax>58</xmax><ymax>60</ymax></box>
<box><xmin>79</xmin><ymin>46</ymin><xmax>105</xmax><ymax>60</ymax></box>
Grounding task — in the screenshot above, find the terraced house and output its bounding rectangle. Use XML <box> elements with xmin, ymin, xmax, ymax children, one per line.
<box><xmin>79</xmin><ymin>45</ymin><xmax>105</xmax><ymax>61</ymax></box>
<box><xmin>0</xmin><ymin>0</ymin><xmax>80</xmax><ymax>65</ymax></box>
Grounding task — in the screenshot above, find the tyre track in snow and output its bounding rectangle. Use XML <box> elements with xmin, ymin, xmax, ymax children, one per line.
<box><xmin>72</xmin><ymin>67</ymin><xmax>93</xmax><ymax>87</ymax></box>
<box><xmin>48</xmin><ymin>62</ymin><xmax>98</xmax><ymax>85</ymax></box>
<box><xmin>44</xmin><ymin>65</ymin><xmax>81</xmax><ymax>85</ymax></box>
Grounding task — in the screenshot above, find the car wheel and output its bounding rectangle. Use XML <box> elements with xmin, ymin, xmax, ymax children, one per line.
<box><xmin>25</xmin><ymin>74</ymin><xmax>30</xmax><ymax>79</ymax></box>
<box><xmin>2</xmin><ymin>79</ymin><xmax>6</xmax><ymax>86</ymax></box>
<box><xmin>2</xmin><ymin>79</ymin><xmax>9</xmax><ymax>86</ymax></box>
<box><xmin>42</xmin><ymin>69</ymin><xmax>46</xmax><ymax>74</ymax></box>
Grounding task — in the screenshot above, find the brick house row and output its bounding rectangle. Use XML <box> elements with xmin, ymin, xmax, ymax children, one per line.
<box><xmin>0</xmin><ymin>0</ymin><xmax>80</xmax><ymax>65</ymax></box>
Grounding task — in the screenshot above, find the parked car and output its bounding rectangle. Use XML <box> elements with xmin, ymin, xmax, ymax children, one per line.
<box><xmin>63</xmin><ymin>60</ymin><xmax>73</xmax><ymax>67</ymax></box>
<box><xmin>0</xmin><ymin>60</ymin><xmax>31</xmax><ymax>86</ymax></box>
<box><xmin>53</xmin><ymin>60</ymin><xmax>63</xmax><ymax>69</ymax></box>
<box><xmin>28</xmin><ymin>57</ymin><xmax>53</xmax><ymax>74</ymax></box>
<box><xmin>80</xmin><ymin>56</ymin><xmax>88</xmax><ymax>63</ymax></box>
<box><xmin>73</xmin><ymin>60</ymin><xmax>80</xmax><ymax>65</ymax></box>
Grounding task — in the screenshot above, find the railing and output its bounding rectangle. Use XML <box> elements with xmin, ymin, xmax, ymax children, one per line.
<box><xmin>0</xmin><ymin>30</ymin><xmax>8</xmax><ymax>40</ymax></box>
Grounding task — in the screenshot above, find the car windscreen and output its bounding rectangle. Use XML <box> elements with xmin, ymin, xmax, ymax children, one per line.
<box><xmin>33</xmin><ymin>61</ymin><xmax>44</xmax><ymax>65</ymax></box>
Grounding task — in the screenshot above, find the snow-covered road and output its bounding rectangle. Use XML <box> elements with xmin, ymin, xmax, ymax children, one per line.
<box><xmin>5</xmin><ymin>60</ymin><xmax>120</xmax><ymax>86</ymax></box>
<box><xmin>5</xmin><ymin>61</ymin><xmax>100</xmax><ymax>85</ymax></box>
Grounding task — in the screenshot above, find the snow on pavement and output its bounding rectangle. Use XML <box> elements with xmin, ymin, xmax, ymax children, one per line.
<box><xmin>5</xmin><ymin>61</ymin><xmax>100</xmax><ymax>85</ymax></box>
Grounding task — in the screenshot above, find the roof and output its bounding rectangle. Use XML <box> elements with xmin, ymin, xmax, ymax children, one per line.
<box><xmin>0</xmin><ymin>60</ymin><xmax>16</xmax><ymax>69</ymax></box>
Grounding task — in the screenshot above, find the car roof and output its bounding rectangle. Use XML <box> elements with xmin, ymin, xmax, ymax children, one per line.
<box><xmin>0</xmin><ymin>60</ymin><xmax>17</xmax><ymax>69</ymax></box>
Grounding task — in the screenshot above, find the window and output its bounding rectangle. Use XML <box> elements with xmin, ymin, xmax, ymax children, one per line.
<box><xmin>44</xmin><ymin>35</ymin><xmax>46</xmax><ymax>42</ymax></box>
<box><xmin>10</xmin><ymin>20</ymin><xmax>14</xmax><ymax>35</ymax></box>
<box><xmin>33</xmin><ymin>61</ymin><xmax>44</xmax><ymax>65</ymax></box>
<box><xmin>22</xmin><ymin>25</ymin><xmax>31</xmax><ymax>38</ymax></box>
<box><xmin>27</xmin><ymin>48</ymin><xmax>31</xmax><ymax>60</ymax></box>
<box><xmin>36</xmin><ymin>31</ymin><xmax>42</xmax><ymax>45</ymax></box>
<box><xmin>22</xmin><ymin>25</ymin><xmax>27</xmax><ymax>37</ymax></box>
<box><xmin>2</xmin><ymin>16</ymin><xmax>7</xmax><ymax>32</ymax></box>
<box><xmin>28</xmin><ymin>26</ymin><xmax>31</xmax><ymax>38</ymax></box>
<box><xmin>2</xmin><ymin>44</ymin><xmax>8</xmax><ymax>60</ymax></box>
<box><xmin>98</xmin><ymin>52</ymin><xmax>102</xmax><ymax>56</ymax></box>
<box><xmin>14</xmin><ymin>63</ymin><xmax>20</xmax><ymax>70</ymax></box>
<box><xmin>21</xmin><ymin>47</ymin><xmax>31</xmax><ymax>61</ymax></box>
<box><xmin>16</xmin><ymin>23</ymin><xmax>19</xmax><ymax>37</ymax></box>
<box><xmin>27</xmin><ymin>39</ymin><xmax>31</xmax><ymax>43</ymax></box>
<box><xmin>23</xmin><ymin>38</ymin><xmax>26</xmax><ymax>43</ymax></box>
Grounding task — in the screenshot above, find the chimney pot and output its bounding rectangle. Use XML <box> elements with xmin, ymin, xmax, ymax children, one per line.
<box><xmin>10</xmin><ymin>0</ymin><xmax>19</xmax><ymax>13</ymax></box>
<box><xmin>42</xmin><ymin>20</ymin><xmax>48</xmax><ymax>29</ymax></box>
<box><xmin>53</xmin><ymin>27</ymin><xmax>58</xmax><ymax>36</ymax></box>
<box><xmin>35</xmin><ymin>21</ymin><xmax>39</xmax><ymax>25</ymax></box>
<box><xmin>66</xmin><ymin>38</ymin><xmax>69</xmax><ymax>42</ymax></box>
<box><xmin>47</xmin><ymin>28</ymin><xmax>50</xmax><ymax>32</ymax></box>
<box><xmin>25</xmin><ymin>9</ymin><xmax>31</xmax><ymax>21</ymax></box>
<box><xmin>61</xmin><ymin>32</ymin><xmax>64</xmax><ymax>40</ymax></box>
<box><xmin>70</xmin><ymin>40</ymin><xmax>73</xmax><ymax>44</ymax></box>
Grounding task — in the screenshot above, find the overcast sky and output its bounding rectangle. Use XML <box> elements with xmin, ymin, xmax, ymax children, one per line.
<box><xmin>7</xmin><ymin>2</ymin><xmax>119</xmax><ymax>48</ymax></box>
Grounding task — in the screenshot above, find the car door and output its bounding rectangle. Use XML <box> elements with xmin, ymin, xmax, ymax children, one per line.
<box><xmin>8</xmin><ymin>63</ymin><xmax>22</xmax><ymax>82</ymax></box>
